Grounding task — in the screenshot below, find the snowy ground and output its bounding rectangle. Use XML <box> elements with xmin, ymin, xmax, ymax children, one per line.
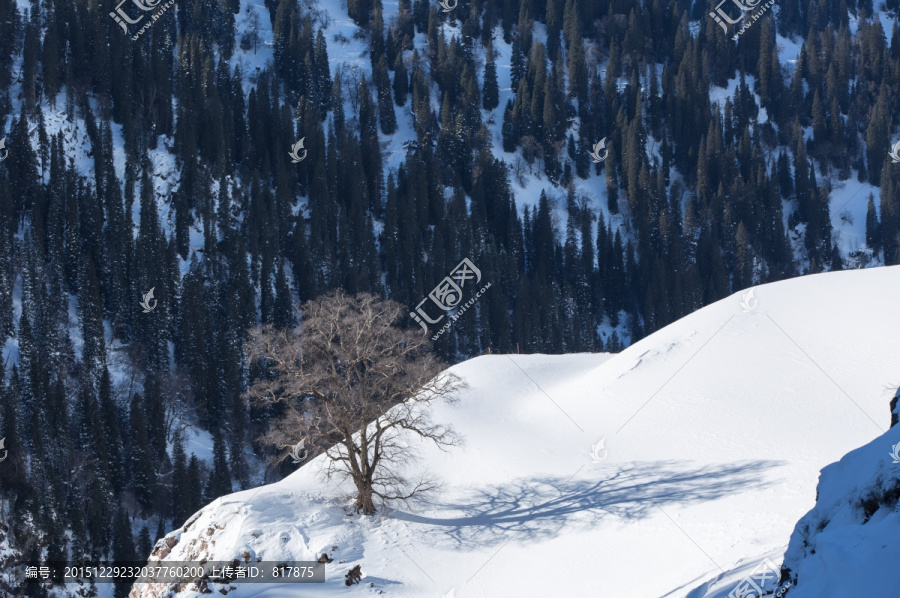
<box><xmin>130</xmin><ymin>265</ymin><xmax>900</xmax><ymax>598</ymax></box>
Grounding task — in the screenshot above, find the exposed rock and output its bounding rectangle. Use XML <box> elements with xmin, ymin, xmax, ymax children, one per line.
<box><xmin>345</xmin><ymin>564</ymin><xmax>362</xmax><ymax>586</ymax></box>
<box><xmin>890</xmin><ymin>387</ymin><xmax>899</xmax><ymax>428</ymax></box>
<box><xmin>183</xmin><ymin>512</ymin><xmax>203</xmax><ymax>532</ymax></box>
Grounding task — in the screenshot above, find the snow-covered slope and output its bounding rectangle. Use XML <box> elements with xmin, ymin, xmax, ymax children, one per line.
<box><xmin>131</xmin><ymin>266</ymin><xmax>900</xmax><ymax>598</ymax></box>
<box><xmin>776</xmin><ymin>390</ymin><xmax>900</xmax><ymax>598</ymax></box>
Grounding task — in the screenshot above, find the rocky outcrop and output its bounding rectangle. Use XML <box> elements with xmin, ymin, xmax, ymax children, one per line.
<box><xmin>780</xmin><ymin>390</ymin><xmax>900</xmax><ymax>596</ymax></box>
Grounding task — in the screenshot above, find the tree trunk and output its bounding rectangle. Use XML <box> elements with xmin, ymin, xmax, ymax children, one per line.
<box><xmin>354</xmin><ymin>479</ymin><xmax>377</xmax><ymax>515</ymax></box>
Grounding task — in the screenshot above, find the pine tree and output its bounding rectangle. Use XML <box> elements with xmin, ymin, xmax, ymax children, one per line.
<box><xmin>128</xmin><ymin>393</ymin><xmax>156</xmax><ymax>513</ymax></box>
<box><xmin>358</xmin><ymin>73</ymin><xmax>384</xmax><ymax>213</ymax></box>
<box><xmin>483</xmin><ymin>43</ymin><xmax>500</xmax><ymax>111</ymax></box>
<box><xmin>76</xmin><ymin>256</ymin><xmax>105</xmax><ymax>387</ymax></box>
<box><xmin>156</xmin><ymin>518</ymin><xmax>167</xmax><ymax>543</ymax></box>
<box><xmin>830</xmin><ymin>243</ymin><xmax>844</xmax><ymax>271</ymax></box>
<box><xmin>0</xmin><ymin>362</ymin><xmax>27</xmax><ymax>495</ymax></box>
<box><xmin>143</xmin><ymin>374</ymin><xmax>169</xmax><ymax>465</ymax></box>
<box><xmin>370</xmin><ymin>0</ymin><xmax>386</xmax><ymax>65</ymax></box>
<box><xmin>412</xmin><ymin>0</ymin><xmax>428</xmax><ymax>32</ymax></box>
<box><xmin>865</xmin><ymin>193</ymin><xmax>882</xmax><ymax>253</ymax></box>
<box><xmin>96</xmin><ymin>373</ymin><xmax>125</xmax><ymax>494</ymax></box>
<box><xmin>0</xmin><ymin>209</ymin><xmax>13</xmax><ymax>341</ymax></box>
<box><xmin>811</xmin><ymin>90</ymin><xmax>827</xmax><ymax>152</ymax></box>
<box><xmin>510</xmin><ymin>34</ymin><xmax>526</xmax><ymax>92</ymax></box>
<box><xmin>756</xmin><ymin>17</ymin><xmax>782</xmax><ymax>111</ymax></box>
<box><xmin>187</xmin><ymin>455</ymin><xmax>203</xmax><ymax>516</ymax></box>
<box><xmin>137</xmin><ymin>526</ymin><xmax>153</xmax><ymax>560</ymax></box>
<box><xmin>273</xmin><ymin>259</ymin><xmax>295</xmax><ymax>328</ymax></box>
<box><xmin>375</xmin><ymin>56</ymin><xmax>398</xmax><ymax>134</ymax></box>
<box><xmin>204</xmin><ymin>429</ymin><xmax>233</xmax><ymax>502</ymax></box>
<box><xmin>315</xmin><ymin>29</ymin><xmax>333</xmax><ymax>115</ymax></box>
<box><xmin>545</xmin><ymin>0</ymin><xmax>561</xmax><ymax>57</ymax></box>
<box><xmin>112</xmin><ymin>508</ymin><xmax>137</xmax><ymax>598</ymax></box>
<box><xmin>171</xmin><ymin>431</ymin><xmax>191</xmax><ymax>526</ymax></box>
<box><xmin>393</xmin><ymin>53</ymin><xmax>409</xmax><ymax>106</ymax></box>
<box><xmin>397</xmin><ymin>0</ymin><xmax>414</xmax><ymax>41</ymax></box>
<box><xmin>880</xmin><ymin>157</ymin><xmax>899</xmax><ymax>264</ymax></box>
<box><xmin>734</xmin><ymin>222</ymin><xmax>754</xmax><ymax>288</ymax></box>
<box><xmin>865</xmin><ymin>87</ymin><xmax>890</xmax><ymax>185</ymax></box>
<box><xmin>502</xmin><ymin>100</ymin><xmax>516</xmax><ymax>152</ymax></box>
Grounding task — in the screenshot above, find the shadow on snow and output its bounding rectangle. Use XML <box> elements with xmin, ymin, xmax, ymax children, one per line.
<box><xmin>390</xmin><ymin>459</ymin><xmax>782</xmax><ymax>549</ymax></box>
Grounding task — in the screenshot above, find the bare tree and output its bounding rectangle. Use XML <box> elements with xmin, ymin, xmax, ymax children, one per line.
<box><xmin>240</xmin><ymin>7</ymin><xmax>261</xmax><ymax>54</ymax></box>
<box><xmin>246</xmin><ymin>292</ymin><xmax>465</xmax><ymax>515</ymax></box>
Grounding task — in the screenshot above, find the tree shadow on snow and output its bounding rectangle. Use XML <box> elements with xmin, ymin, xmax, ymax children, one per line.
<box><xmin>390</xmin><ymin>459</ymin><xmax>782</xmax><ymax>549</ymax></box>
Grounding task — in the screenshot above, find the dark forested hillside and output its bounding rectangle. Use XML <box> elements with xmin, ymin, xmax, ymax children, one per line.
<box><xmin>0</xmin><ymin>0</ymin><xmax>898</xmax><ymax>592</ymax></box>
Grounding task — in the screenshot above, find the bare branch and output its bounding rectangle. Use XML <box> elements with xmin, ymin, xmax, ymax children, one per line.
<box><xmin>245</xmin><ymin>291</ymin><xmax>466</xmax><ymax>514</ymax></box>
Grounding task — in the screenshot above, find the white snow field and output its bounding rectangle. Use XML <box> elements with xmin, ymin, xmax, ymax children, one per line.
<box><xmin>131</xmin><ymin>266</ymin><xmax>900</xmax><ymax>598</ymax></box>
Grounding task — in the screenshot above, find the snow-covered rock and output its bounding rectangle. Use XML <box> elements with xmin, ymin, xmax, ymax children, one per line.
<box><xmin>777</xmin><ymin>391</ymin><xmax>900</xmax><ymax>597</ymax></box>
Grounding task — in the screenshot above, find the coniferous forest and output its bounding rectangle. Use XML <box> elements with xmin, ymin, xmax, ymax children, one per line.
<box><xmin>1</xmin><ymin>0</ymin><xmax>899</xmax><ymax>593</ymax></box>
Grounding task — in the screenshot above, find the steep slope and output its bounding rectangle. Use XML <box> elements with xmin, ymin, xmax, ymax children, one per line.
<box><xmin>131</xmin><ymin>266</ymin><xmax>900</xmax><ymax>598</ymax></box>
<box><xmin>775</xmin><ymin>389</ymin><xmax>900</xmax><ymax>598</ymax></box>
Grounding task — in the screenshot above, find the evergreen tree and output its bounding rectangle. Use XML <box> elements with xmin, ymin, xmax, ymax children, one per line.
<box><xmin>393</xmin><ymin>53</ymin><xmax>409</xmax><ymax>106</ymax></box>
<box><xmin>483</xmin><ymin>43</ymin><xmax>500</xmax><ymax>111</ymax></box>
<box><xmin>866</xmin><ymin>193</ymin><xmax>882</xmax><ymax>253</ymax></box>
<box><xmin>137</xmin><ymin>526</ymin><xmax>153</xmax><ymax>560</ymax></box>
<box><xmin>98</xmin><ymin>369</ymin><xmax>125</xmax><ymax>493</ymax></box>
<box><xmin>881</xmin><ymin>156</ymin><xmax>899</xmax><ymax>264</ymax></box>
<box><xmin>502</xmin><ymin>100</ymin><xmax>516</xmax><ymax>152</ymax></box>
<box><xmin>204</xmin><ymin>429</ymin><xmax>233</xmax><ymax>502</ymax></box>
<box><xmin>171</xmin><ymin>432</ymin><xmax>191</xmax><ymax>526</ymax></box>
<box><xmin>143</xmin><ymin>374</ymin><xmax>168</xmax><ymax>465</ymax></box>
<box><xmin>111</xmin><ymin>508</ymin><xmax>137</xmax><ymax>598</ymax></box>
<box><xmin>273</xmin><ymin>258</ymin><xmax>295</xmax><ymax>328</ymax></box>
<box><xmin>315</xmin><ymin>29</ymin><xmax>333</xmax><ymax>115</ymax></box>
<box><xmin>128</xmin><ymin>393</ymin><xmax>156</xmax><ymax>514</ymax></box>
<box><xmin>375</xmin><ymin>56</ymin><xmax>398</xmax><ymax>134</ymax></box>
<box><xmin>865</xmin><ymin>87</ymin><xmax>890</xmax><ymax>185</ymax></box>
<box><xmin>3</xmin><ymin>0</ymin><xmax>898</xmax><ymax>563</ymax></box>
<box><xmin>187</xmin><ymin>455</ymin><xmax>204</xmax><ymax>516</ymax></box>
<box><xmin>510</xmin><ymin>34</ymin><xmax>526</xmax><ymax>92</ymax></box>
<box><xmin>156</xmin><ymin>518</ymin><xmax>167</xmax><ymax>545</ymax></box>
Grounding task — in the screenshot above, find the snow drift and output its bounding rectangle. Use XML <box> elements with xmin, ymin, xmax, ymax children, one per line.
<box><xmin>130</xmin><ymin>266</ymin><xmax>900</xmax><ymax>598</ymax></box>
